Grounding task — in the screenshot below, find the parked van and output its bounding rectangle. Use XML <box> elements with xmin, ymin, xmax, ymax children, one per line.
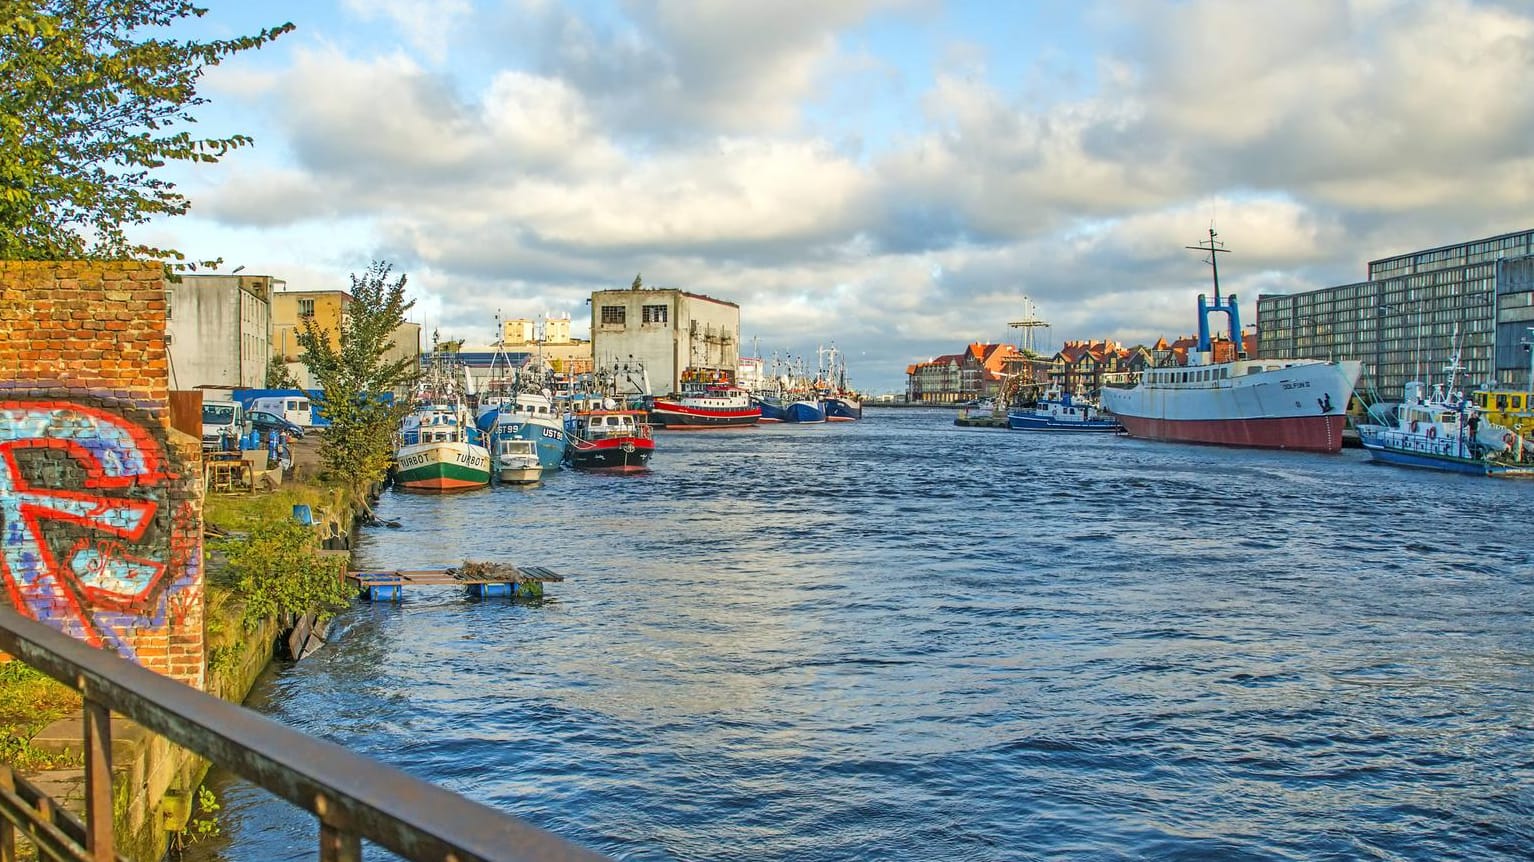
<box><xmin>250</xmin><ymin>395</ymin><xmax>313</xmax><ymax>427</ymax></box>
<box><xmin>201</xmin><ymin>400</ymin><xmax>246</xmax><ymax>451</ymax></box>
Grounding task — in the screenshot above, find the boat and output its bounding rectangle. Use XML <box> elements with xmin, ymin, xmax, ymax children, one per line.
<box><xmin>1471</xmin><ymin>387</ymin><xmax>1534</xmax><ymax>437</ymax></box>
<box><xmin>647</xmin><ymin>379</ymin><xmax>761</xmax><ymax>429</ymax></box>
<box><xmin>752</xmin><ymin>393</ymin><xmax>790</xmax><ymax>423</ymax></box>
<box><xmin>475</xmin><ymin>390</ymin><xmax>567</xmax><ymax>471</ymax></box>
<box><xmin>815</xmin><ymin>345</ymin><xmax>863</xmax><ymax>422</ymax></box>
<box><xmin>564</xmin><ymin>409</ymin><xmax>655</xmax><ymax>472</ymax></box>
<box><xmin>1099</xmin><ymin>229</ymin><xmax>1362</xmax><ymax>453</ymax></box>
<box><xmin>1007</xmin><ymin>387</ymin><xmax>1124</xmax><ymax>433</ymax></box>
<box><xmin>1357</xmin><ymin>350</ymin><xmax>1534</xmax><ymax>476</ymax></box>
<box><xmin>395</xmin><ymin>403</ymin><xmax>493</xmax><ymax>492</ymax></box>
<box><xmin>494</xmin><ymin>437</ymin><xmax>543</xmax><ymax>484</ymax></box>
<box><xmin>784</xmin><ymin>395</ymin><xmax>826</xmax><ymax>423</ymax></box>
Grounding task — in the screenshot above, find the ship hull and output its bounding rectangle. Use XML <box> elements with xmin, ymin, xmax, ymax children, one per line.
<box><xmin>1115</xmin><ymin>413</ymin><xmax>1346</xmax><ymax>452</ymax></box>
<box><xmin>394</xmin><ymin>442</ymin><xmax>492</xmax><ymax>492</ymax></box>
<box><xmin>648</xmin><ymin>403</ymin><xmax>761</xmax><ymax>429</ymax></box>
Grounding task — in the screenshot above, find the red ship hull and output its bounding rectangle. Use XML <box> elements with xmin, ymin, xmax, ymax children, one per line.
<box><xmin>1115</xmin><ymin>413</ymin><xmax>1347</xmax><ymax>453</ymax></box>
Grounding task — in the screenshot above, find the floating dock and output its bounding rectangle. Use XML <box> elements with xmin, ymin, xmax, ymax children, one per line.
<box><xmin>346</xmin><ymin>563</ymin><xmax>565</xmax><ymax>602</ymax></box>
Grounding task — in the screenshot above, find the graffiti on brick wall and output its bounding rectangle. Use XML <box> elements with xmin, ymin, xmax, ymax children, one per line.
<box><xmin>0</xmin><ymin>400</ymin><xmax>198</xmax><ymax>662</ymax></box>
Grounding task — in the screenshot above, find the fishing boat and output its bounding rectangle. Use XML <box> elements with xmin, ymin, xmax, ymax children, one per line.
<box><xmin>1471</xmin><ymin>387</ymin><xmax>1534</xmax><ymax>437</ymax></box>
<box><xmin>494</xmin><ymin>437</ymin><xmax>543</xmax><ymax>484</ymax></box>
<box><xmin>785</xmin><ymin>395</ymin><xmax>827</xmax><ymax>423</ymax></box>
<box><xmin>1357</xmin><ymin>350</ymin><xmax>1534</xmax><ymax>477</ymax></box>
<box><xmin>1099</xmin><ymin>229</ymin><xmax>1362</xmax><ymax>453</ymax></box>
<box><xmin>752</xmin><ymin>393</ymin><xmax>790</xmax><ymax>423</ymax></box>
<box><xmin>1007</xmin><ymin>387</ymin><xmax>1123</xmax><ymax>433</ymax></box>
<box><xmin>475</xmin><ymin>389</ymin><xmax>567</xmax><ymax>471</ymax></box>
<box><xmin>395</xmin><ymin>403</ymin><xmax>492</xmax><ymax>492</ymax></box>
<box><xmin>564</xmin><ymin>409</ymin><xmax>655</xmax><ymax>472</ymax></box>
<box><xmin>647</xmin><ymin>380</ymin><xmax>761</xmax><ymax>429</ymax></box>
<box><xmin>816</xmin><ymin>345</ymin><xmax>863</xmax><ymax>422</ymax></box>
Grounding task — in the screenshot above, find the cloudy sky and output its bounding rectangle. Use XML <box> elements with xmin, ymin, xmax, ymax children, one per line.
<box><xmin>148</xmin><ymin>0</ymin><xmax>1534</xmax><ymax>392</ymax></box>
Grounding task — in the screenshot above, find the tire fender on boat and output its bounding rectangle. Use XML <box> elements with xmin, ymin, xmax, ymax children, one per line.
<box><xmin>1504</xmin><ymin>432</ymin><xmax>1516</xmax><ymax>447</ymax></box>
<box><xmin>1426</xmin><ymin>425</ymin><xmax>1437</xmax><ymax>440</ymax></box>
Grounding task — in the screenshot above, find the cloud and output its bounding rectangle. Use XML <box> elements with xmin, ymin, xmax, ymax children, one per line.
<box><xmin>159</xmin><ymin>0</ymin><xmax>1534</xmax><ymax>391</ymax></box>
<box><xmin>340</xmin><ymin>0</ymin><xmax>472</xmax><ymax>62</ymax></box>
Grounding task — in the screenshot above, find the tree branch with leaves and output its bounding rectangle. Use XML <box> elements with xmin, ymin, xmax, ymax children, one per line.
<box><xmin>0</xmin><ymin>1</ymin><xmax>292</xmax><ymax>261</ymax></box>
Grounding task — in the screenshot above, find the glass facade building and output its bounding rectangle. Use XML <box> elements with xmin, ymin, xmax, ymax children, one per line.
<box><xmin>1257</xmin><ymin>228</ymin><xmax>1534</xmax><ymax>400</ymax></box>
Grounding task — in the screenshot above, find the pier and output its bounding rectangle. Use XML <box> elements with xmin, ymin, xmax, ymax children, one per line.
<box><xmin>347</xmin><ymin>562</ymin><xmax>566</xmax><ymax>601</ymax></box>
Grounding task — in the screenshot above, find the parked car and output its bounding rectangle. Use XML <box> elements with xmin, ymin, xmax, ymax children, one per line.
<box><xmin>247</xmin><ymin>410</ymin><xmax>305</xmax><ymax>440</ymax></box>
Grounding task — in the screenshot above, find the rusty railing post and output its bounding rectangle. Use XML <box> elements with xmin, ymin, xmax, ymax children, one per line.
<box><xmin>82</xmin><ymin>698</ymin><xmax>113</xmax><ymax>862</ymax></box>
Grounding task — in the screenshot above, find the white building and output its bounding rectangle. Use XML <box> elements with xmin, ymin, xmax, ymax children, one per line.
<box><xmin>589</xmin><ymin>286</ymin><xmax>741</xmax><ymax>396</ymax></box>
<box><xmin>166</xmin><ymin>274</ymin><xmax>275</xmax><ymax>390</ymax></box>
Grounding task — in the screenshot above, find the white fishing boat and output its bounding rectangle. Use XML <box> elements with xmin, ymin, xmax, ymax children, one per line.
<box><xmin>494</xmin><ymin>437</ymin><xmax>543</xmax><ymax>484</ymax></box>
<box><xmin>1356</xmin><ymin>350</ymin><xmax>1534</xmax><ymax>477</ymax></box>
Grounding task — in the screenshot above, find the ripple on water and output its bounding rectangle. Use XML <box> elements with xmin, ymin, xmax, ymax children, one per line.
<box><xmin>192</xmin><ymin>411</ymin><xmax>1534</xmax><ymax>862</ymax></box>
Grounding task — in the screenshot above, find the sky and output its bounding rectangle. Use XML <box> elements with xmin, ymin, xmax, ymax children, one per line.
<box><xmin>145</xmin><ymin>0</ymin><xmax>1534</xmax><ymax>393</ymax></box>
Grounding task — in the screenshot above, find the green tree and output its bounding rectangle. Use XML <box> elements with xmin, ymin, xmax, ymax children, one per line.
<box><xmin>264</xmin><ymin>355</ymin><xmax>300</xmax><ymax>389</ymax></box>
<box><xmin>0</xmin><ymin>1</ymin><xmax>292</xmax><ymax>260</ymax></box>
<box><xmin>297</xmin><ymin>261</ymin><xmax>417</xmax><ymax>501</ymax></box>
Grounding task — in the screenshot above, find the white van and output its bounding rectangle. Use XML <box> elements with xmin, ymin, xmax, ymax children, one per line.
<box><xmin>201</xmin><ymin>400</ymin><xmax>246</xmax><ymax>451</ymax></box>
<box><xmin>250</xmin><ymin>396</ymin><xmax>313</xmax><ymax>427</ymax></box>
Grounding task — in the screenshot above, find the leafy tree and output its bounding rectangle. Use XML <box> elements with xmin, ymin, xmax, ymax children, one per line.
<box><xmin>0</xmin><ymin>1</ymin><xmax>292</xmax><ymax>260</ymax></box>
<box><xmin>297</xmin><ymin>261</ymin><xmax>418</xmax><ymax>502</ymax></box>
<box><xmin>264</xmin><ymin>355</ymin><xmax>300</xmax><ymax>389</ymax></box>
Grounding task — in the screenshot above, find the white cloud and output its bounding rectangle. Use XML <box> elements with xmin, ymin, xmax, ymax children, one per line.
<box><xmin>157</xmin><ymin>0</ymin><xmax>1534</xmax><ymax>391</ymax></box>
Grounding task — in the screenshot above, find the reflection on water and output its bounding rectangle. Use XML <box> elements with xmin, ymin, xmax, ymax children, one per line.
<box><xmin>190</xmin><ymin>410</ymin><xmax>1534</xmax><ymax>861</ymax></box>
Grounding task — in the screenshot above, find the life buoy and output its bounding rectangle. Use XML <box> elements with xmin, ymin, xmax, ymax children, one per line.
<box><xmin>1505</xmin><ymin>432</ymin><xmax>1516</xmax><ymax>447</ymax></box>
<box><xmin>1409</xmin><ymin>420</ymin><xmax>1419</xmax><ymax>433</ymax></box>
<box><xmin>1426</xmin><ymin>425</ymin><xmax>1437</xmax><ymax>440</ymax></box>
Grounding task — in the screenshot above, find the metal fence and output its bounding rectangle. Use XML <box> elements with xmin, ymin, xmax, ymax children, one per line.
<box><xmin>0</xmin><ymin>607</ymin><xmax>609</xmax><ymax>862</ymax></box>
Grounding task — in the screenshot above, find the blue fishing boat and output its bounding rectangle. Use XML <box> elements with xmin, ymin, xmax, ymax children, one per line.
<box><xmin>785</xmin><ymin>396</ymin><xmax>826</xmax><ymax>423</ymax></box>
<box><xmin>475</xmin><ymin>390</ymin><xmax>567</xmax><ymax>470</ymax></box>
<box><xmin>1007</xmin><ymin>387</ymin><xmax>1123</xmax><ymax>433</ymax></box>
<box><xmin>752</xmin><ymin>394</ymin><xmax>789</xmax><ymax>423</ymax></box>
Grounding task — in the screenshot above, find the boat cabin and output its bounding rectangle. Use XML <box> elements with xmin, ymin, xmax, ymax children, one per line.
<box><xmin>570</xmin><ymin>411</ymin><xmax>651</xmax><ymax>441</ymax></box>
<box><xmin>1472</xmin><ymin>388</ymin><xmax>1534</xmax><ymax>434</ymax></box>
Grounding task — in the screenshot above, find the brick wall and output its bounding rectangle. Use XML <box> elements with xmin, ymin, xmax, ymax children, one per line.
<box><xmin>0</xmin><ymin>261</ymin><xmax>204</xmax><ymax>689</ymax></box>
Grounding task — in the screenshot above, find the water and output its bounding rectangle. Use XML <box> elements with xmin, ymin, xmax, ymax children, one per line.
<box><xmin>193</xmin><ymin>410</ymin><xmax>1534</xmax><ymax>861</ymax></box>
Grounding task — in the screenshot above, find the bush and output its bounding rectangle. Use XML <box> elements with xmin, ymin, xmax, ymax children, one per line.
<box><xmin>223</xmin><ymin>520</ymin><xmax>350</xmax><ymax>630</ymax></box>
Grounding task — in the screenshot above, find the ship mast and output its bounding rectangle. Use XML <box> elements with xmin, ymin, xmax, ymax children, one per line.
<box><xmin>1187</xmin><ymin>227</ymin><xmax>1242</xmax><ymax>359</ymax></box>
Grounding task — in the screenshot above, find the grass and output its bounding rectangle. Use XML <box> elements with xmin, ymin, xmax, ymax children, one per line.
<box><xmin>0</xmin><ymin>661</ymin><xmax>84</xmax><ymax>772</ymax></box>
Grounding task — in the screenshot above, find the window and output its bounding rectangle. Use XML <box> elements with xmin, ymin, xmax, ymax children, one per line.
<box><xmin>642</xmin><ymin>304</ymin><xmax>668</xmax><ymax>324</ymax></box>
<box><xmin>298</xmin><ymin>298</ymin><xmax>315</xmax><ymax>317</ymax></box>
<box><xmin>600</xmin><ymin>305</ymin><xmax>626</xmax><ymax>325</ymax></box>
<box><xmin>165</xmin><ymin>291</ymin><xmax>174</xmax><ymax>319</ymax></box>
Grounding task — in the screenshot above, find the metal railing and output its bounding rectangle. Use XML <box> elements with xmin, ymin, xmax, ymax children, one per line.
<box><xmin>0</xmin><ymin>607</ymin><xmax>609</xmax><ymax>862</ymax></box>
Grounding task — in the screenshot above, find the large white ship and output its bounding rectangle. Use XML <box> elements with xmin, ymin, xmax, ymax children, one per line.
<box><xmin>1100</xmin><ymin>230</ymin><xmax>1363</xmax><ymax>454</ymax></box>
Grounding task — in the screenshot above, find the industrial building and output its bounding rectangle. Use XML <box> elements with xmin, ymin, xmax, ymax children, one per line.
<box><xmin>1257</xmin><ymin>228</ymin><xmax>1534</xmax><ymax>400</ymax></box>
<box><xmin>166</xmin><ymin>273</ymin><xmax>275</xmax><ymax>390</ymax></box>
<box><xmin>589</xmin><ymin>283</ymin><xmax>741</xmax><ymax>397</ymax></box>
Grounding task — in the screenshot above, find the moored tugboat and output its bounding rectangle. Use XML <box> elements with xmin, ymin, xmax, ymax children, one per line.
<box><xmin>647</xmin><ymin>371</ymin><xmax>761</xmax><ymax>429</ymax></box>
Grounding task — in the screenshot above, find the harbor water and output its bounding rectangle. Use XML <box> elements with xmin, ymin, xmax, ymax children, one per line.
<box><xmin>195</xmin><ymin>409</ymin><xmax>1534</xmax><ymax>860</ymax></box>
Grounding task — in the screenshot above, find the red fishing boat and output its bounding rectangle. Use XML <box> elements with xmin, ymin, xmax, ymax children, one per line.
<box><xmin>563</xmin><ymin>409</ymin><xmax>655</xmax><ymax>472</ymax></box>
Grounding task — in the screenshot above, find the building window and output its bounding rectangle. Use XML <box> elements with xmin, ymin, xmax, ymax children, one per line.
<box><xmin>601</xmin><ymin>305</ymin><xmax>626</xmax><ymax>325</ymax></box>
<box><xmin>298</xmin><ymin>298</ymin><xmax>315</xmax><ymax>317</ymax></box>
<box><xmin>165</xmin><ymin>291</ymin><xmax>173</xmax><ymax>320</ymax></box>
<box><xmin>642</xmin><ymin>304</ymin><xmax>668</xmax><ymax>324</ymax></box>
